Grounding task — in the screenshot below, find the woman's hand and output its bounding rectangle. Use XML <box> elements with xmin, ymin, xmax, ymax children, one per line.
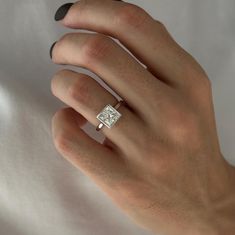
<box><xmin>50</xmin><ymin>1</ymin><xmax>235</xmax><ymax>234</ymax></box>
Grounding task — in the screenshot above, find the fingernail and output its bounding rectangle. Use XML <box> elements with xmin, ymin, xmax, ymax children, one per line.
<box><xmin>54</xmin><ymin>3</ymin><xmax>74</xmax><ymax>21</ymax></box>
<box><xmin>50</xmin><ymin>41</ymin><xmax>57</xmax><ymax>59</ymax></box>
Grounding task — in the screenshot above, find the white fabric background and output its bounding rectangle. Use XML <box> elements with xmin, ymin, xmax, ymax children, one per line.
<box><xmin>0</xmin><ymin>1</ymin><xmax>234</xmax><ymax>235</ymax></box>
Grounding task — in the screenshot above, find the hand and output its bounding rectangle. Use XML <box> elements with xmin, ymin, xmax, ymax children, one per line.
<box><xmin>50</xmin><ymin>1</ymin><xmax>235</xmax><ymax>234</ymax></box>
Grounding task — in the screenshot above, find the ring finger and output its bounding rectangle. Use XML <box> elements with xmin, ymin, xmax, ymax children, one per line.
<box><xmin>51</xmin><ymin>69</ymin><xmax>145</xmax><ymax>154</ymax></box>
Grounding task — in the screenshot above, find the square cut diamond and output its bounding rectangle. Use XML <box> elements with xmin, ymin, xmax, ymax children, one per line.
<box><xmin>96</xmin><ymin>104</ymin><xmax>122</xmax><ymax>128</ymax></box>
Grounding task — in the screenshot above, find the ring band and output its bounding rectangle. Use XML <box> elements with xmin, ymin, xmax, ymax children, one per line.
<box><xmin>96</xmin><ymin>100</ymin><xmax>124</xmax><ymax>131</ymax></box>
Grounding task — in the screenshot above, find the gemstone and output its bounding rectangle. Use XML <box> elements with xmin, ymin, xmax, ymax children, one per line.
<box><xmin>96</xmin><ymin>104</ymin><xmax>122</xmax><ymax>128</ymax></box>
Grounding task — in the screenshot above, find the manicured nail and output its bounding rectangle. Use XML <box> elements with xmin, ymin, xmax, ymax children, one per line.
<box><xmin>54</xmin><ymin>3</ymin><xmax>74</xmax><ymax>21</ymax></box>
<box><xmin>49</xmin><ymin>41</ymin><xmax>57</xmax><ymax>59</ymax></box>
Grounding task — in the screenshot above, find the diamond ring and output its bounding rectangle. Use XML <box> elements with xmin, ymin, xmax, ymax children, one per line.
<box><xmin>96</xmin><ymin>100</ymin><xmax>124</xmax><ymax>131</ymax></box>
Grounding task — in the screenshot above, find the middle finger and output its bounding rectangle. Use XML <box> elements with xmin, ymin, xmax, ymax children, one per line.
<box><xmin>51</xmin><ymin>32</ymin><xmax>170</xmax><ymax>119</ymax></box>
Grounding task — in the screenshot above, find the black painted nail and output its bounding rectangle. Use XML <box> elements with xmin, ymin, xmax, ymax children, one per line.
<box><xmin>49</xmin><ymin>41</ymin><xmax>57</xmax><ymax>59</ymax></box>
<box><xmin>54</xmin><ymin>3</ymin><xmax>74</xmax><ymax>21</ymax></box>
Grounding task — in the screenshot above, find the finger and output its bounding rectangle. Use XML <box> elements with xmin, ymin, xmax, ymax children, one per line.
<box><xmin>57</xmin><ymin>0</ymin><xmax>197</xmax><ymax>86</ymax></box>
<box><xmin>51</xmin><ymin>32</ymin><xmax>171</xmax><ymax>119</ymax></box>
<box><xmin>51</xmin><ymin>69</ymin><xmax>145</xmax><ymax>152</ymax></box>
<box><xmin>52</xmin><ymin>107</ymin><xmax>129</xmax><ymax>188</ymax></box>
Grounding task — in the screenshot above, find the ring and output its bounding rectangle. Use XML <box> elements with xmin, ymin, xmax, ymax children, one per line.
<box><xmin>96</xmin><ymin>100</ymin><xmax>124</xmax><ymax>131</ymax></box>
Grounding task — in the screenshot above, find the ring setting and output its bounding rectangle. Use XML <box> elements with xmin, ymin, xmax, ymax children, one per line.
<box><xmin>96</xmin><ymin>101</ymin><xmax>124</xmax><ymax>131</ymax></box>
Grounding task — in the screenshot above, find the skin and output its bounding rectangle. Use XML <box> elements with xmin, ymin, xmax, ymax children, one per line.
<box><xmin>50</xmin><ymin>0</ymin><xmax>235</xmax><ymax>234</ymax></box>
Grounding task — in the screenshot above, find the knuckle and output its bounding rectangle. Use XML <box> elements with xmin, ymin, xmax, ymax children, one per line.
<box><xmin>187</xmin><ymin>63</ymin><xmax>212</xmax><ymax>90</ymax></box>
<box><xmin>169</xmin><ymin>108</ymin><xmax>201</xmax><ymax>146</ymax></box>
<box><xmin>82</xmin><ymin>34</ymin><xmax>113</xmax><ymax>65</ymax></box>
<box><xmin>67</xmin><ymin>76</ymin><xmax>90</xmax><ymax>104</ymax></box>
<box><xmin>115</xmin><ymin>3</ymin><xmax>149</xmax><ymax>29</ymax></box>
<box><xmin>193</xmin><ymin>75</ymin><xmax>213</xmax><ymax>101</ymax></box>
<box><xmin>195</xmin><ymin>78</ymin><xmax>213</xmax><ymax>115</ymax></box>
<box><xmin>198</xmin><ymin>76</ymin><xmax>212</xmax><ymax>98</ymax></box>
